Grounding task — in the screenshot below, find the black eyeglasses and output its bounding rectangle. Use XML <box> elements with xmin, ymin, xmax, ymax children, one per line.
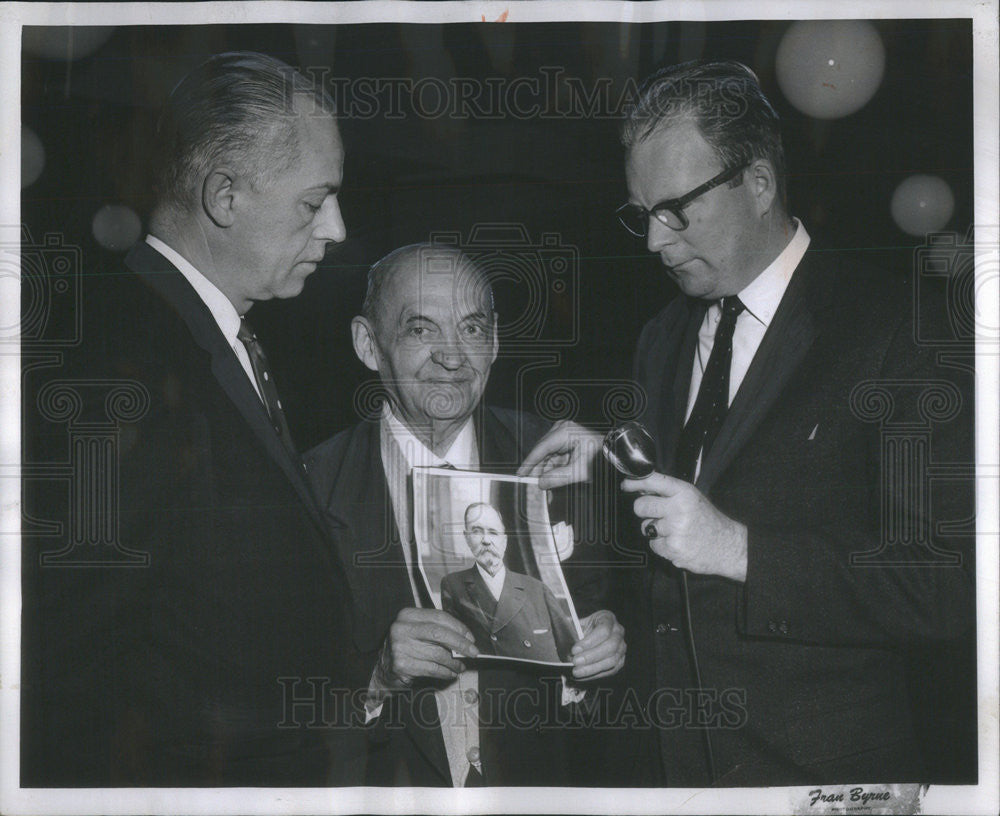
<box><xmin>616</xmin><ymin>163</ymin><xmax>749</xmax><ymax>236</ymax></box>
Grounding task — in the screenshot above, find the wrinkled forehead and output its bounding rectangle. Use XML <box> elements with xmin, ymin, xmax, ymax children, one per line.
<box><xmin>384</xmin><ymin>249</ymin><xmax>492</xmax><ymax>318</ymax></box>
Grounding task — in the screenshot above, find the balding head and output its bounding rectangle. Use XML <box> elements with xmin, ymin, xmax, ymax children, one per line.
<box><xmin>351</xmin><ymin>243</ymin><xmax>499</xmax><ymax>455</ymax></box>
<box><xmin>362</xmin><ymin>244</ymin><xmax>493</xmax><ymax>335</ymax></box>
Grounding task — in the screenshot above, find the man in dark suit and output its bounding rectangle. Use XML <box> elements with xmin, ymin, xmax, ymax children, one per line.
<box><xmin>305</xmin><ymin>243</ymin><xmax>626</xmax><ymax>786</ymax></box>
<box><xmin>441</xmin><ymin>502</ymin><xmax>578</xmax><ymax>664</ymax></box>
<box><xmin>21</xmin><ymin>52</ymin><xmax>366</xmax><ymax>786</ymax></box>
<box><xmin>521</xmin><ymin>60</ymin><xmax>975</xmax><ymax>786</ymax></box>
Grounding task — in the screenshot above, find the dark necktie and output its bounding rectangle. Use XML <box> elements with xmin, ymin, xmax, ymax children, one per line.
<box><xmin>464</xmin><ymin>763</ymin><xmax>485</xmax><ymax>787</ymax></box>
<box><xmin>237</xmin><ymin>317</ymin><xmax>297</xmax><ymax>455</ymax></box>
<box><xmin>673</xmin><ymin>296</ymin><xmax>745</xmax><ymax>482</ymax></box>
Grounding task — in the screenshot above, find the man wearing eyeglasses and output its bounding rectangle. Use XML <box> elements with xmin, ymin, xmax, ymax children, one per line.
<box><xmin>520</xmin><ymin>60</ymin><xmax>974</xmax><ymax>786</ymax></box>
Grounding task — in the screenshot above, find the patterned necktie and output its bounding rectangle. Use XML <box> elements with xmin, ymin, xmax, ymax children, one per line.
<box><xmin>673</xmin><ymin>296</ymin><xmax>746</xmax><ymax>482</ymax></box>
<box><xmin>237</xmin><ymin>317</ymin><xmax>297</xmax><ymax>455</ymax></box>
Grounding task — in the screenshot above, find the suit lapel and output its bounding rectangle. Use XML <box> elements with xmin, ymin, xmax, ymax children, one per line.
<box><xmin>642</xmin><ymin>298</ymin><xmax>705</xmax><ymax>471</ymax></box>
<box><xmin>478</xmin><ymin>405</ymin><xmax>516</xmax><ymax>469</ymax></box>
<box><xmin>322</xmin><ymin>422</ymin><xmax>413</xmax><ymax>644</ymax></box>
<box><xmin>696</xmin><ymin>253</ymin><xmax>821</xmax><ymax>492</ymax></box>
<box><xmin>125</xmin><ymin>243</ymin><xmax>330</xmax><ymax>536</ymax></box>
<box><xmin>461</xmin><ymin>569</ymin><xmax>498</xmax><ymax>624</ymax></box>
<box><xmin>319</xmin><ymin>421</ymin><xmax>451</xmax><ymax>781</ymax></box>
<box><xmin>664</xmin><ymin>299</ymin><xmax>708</xmax><ymax>471</ymax></box>
<box><xmin>491</xmin><ymin>572</ymin><xmax>526</xmax><ymax>631</ymax></box>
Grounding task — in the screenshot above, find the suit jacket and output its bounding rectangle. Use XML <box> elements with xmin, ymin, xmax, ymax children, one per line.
<box><xmin>440</xmin><ymin>566</ymin><xmax>578</xmax><ymax>664</ymax></box>
<box><xmin>609</xmin><ymin>245</ymin><xmax>975</xmax><ymax>787</ymax></box>
<box><xmin>305</xmin><ymin>406</ymin><xmax>605</xmax><ymax>786</ymax></box>
<box><xmin>21</xmin><ymin>241</ymin><xmax>367</xmax><ymax>786</ymax></box>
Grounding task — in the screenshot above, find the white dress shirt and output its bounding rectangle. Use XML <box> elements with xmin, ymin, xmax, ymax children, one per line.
<box><xmin>685</xmin><ymin>220</ymin><xmax>811</xmax><ymax>420</ymax></box>
<box><xmin>476</xmin><ymin>563</ymin><xmax>506</xmax><ymax>601</ymax></box>
<box><xmin>684</xmin><ymin>221</ymin><xmax>810</xmax><ymax>480</ymax></box>
<box><xmin>378</xmin><ymin>404</ymin><xmax>482</xmax><ymax>786</ymax></box>
<box><xmin>144</xmin><ymin>235</ymin><xmax>262</xmax><ymax>401</ymax></box>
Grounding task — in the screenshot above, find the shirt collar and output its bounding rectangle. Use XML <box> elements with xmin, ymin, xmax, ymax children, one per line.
<box><xmin>476</xmin><ymin>562</ymin><xmax>506</xmax><ymax>599</ymax></box>
<box><xmin>381</xmin><ymin>403</ymin><xmax>477</xmax><ymax>470</ymax></box>
<box><xmin>145</xmin><ymin>234</ymin><xmax>243</xmax><ymax>347</ymax></box>
<box><xmin>735</xmin><ymin>219</ymin><xmax>811</xmax><ymax>328</ymax></box>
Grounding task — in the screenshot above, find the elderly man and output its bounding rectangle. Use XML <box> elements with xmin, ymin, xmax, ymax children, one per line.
<box><xmin>305</xmin><ymin>243</ymin><xmax>625</xmax><ymax>787</ymax></box>
<box><xmin>521</xmin><ymin>60</ymin><xmax>974</xmax><ymax>786</ymax></box>
<box><xmin>22</xmin><ymin>52</ymin><xmax>363</xmax><ymax>786</ymax></box>
<box><xmin>441</xmin><ymin>502</ymin><xmax>578</xmax><ymax>663</ymax></box>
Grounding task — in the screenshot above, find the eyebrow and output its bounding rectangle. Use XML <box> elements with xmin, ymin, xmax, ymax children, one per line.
<box><xmin>401</xmin><ymin>310</ymin><xmax>491</xmax><ymax>325</ymax></box>
<box><xmin>304</xmin><ymin>183</ymin><xmax>340</xmax><ymax>195</ymax></box>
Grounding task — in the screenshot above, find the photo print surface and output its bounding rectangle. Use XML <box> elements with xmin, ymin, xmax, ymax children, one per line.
<box><xmin>412</xmin><ymin>467</ymin><xmax>583</xmax><ymax>667</ymax></box>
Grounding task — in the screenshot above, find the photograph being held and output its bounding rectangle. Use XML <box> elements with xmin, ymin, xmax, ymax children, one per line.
<box><xmin>440</xmin><ymin>502</ymin><xmax>579</xmax><ymax>665</ymax></box>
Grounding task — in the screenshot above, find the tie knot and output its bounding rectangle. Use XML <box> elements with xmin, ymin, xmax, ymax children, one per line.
<box><xmin>721</xmin><ymin>296</ymin><xmax>745</xmax><ymax>318</ymax></box>
<box><xmin>237</xmin><ymin>318</ymin><xmax>257</xmax><ymax>345</ymax></box>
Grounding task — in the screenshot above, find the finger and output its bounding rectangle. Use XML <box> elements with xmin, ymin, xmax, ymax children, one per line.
<box><xmin>425</xmin><ymin>609</ymin><xmax>478</xmax><ymax>643</ymax></box>
<box><xmin>572</xmin><ymin>649</ymin><xmax>625</xmax><ymax>680</ymax></box>
<box><xmin>535</xmin><ymin>465</ymin><xmax>580</xmax><ymax>491</ymax></box>
<box><xmin>397</xmin><ymin>656</ymin><xmax>463</xmax><ymax>682</ymax></box>
<box><xmin>621</xmin><ymin>472</ymin><xmax>686</xmax><ymax>496</ymax></box>
<box><xmin>571</xmin><ymin>612</ymin><xmax>613</xmax><ymax>652</ymax></box>
<box><xmin>396</xmin><ymin>609</ymin><xmax>479</xmax><ymax>650</ymax></box>
<box><xmin>632</xmin><ymin>495</ymin><xmax>670</xmax><ymax>520</ymax></box>
<box><xmin>398</xmin><ymin>638</ymin><xmax>467</xmax><ymax>675</ymax></box>
<box><xmin>411</xmin><ymin>622</ymin><xmax>479</xmax><ymax>658</ymax></box>
<box><xmin>518</xmin><ymin>423</ymin><xmax>575</xmax><ymax>475</ymax></box>
<box><xmin>572</xmin><ymin>629</ymin><xmax>621</xmax><ymax>664</ymax></box>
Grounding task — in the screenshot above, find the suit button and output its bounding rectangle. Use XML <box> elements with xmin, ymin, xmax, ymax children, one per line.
<box><xmin>523</xmin><ymin>639</ymin><xmax>532</xmax><ymax>648</ymax></box>
<box><xmin>778</xmin><ymin>622</ymin><xmax>789</xmax><ymax>635</ymax></box>
<box><xmin>466</xmin><ymin>746</ymin><xmax>480</xmax><ymax>764</ymax></box>
<box><xmin>767</xmin><ymin>621</ymin><xmax>777</xmax><ymax>633</ymax></box>
<box><xmin>463</xmin><ymin>689</ymin><xmax>478</xmax><ymax>705</ymax></box>
<box><xmin>655</xmin><ymin>622</ymin><xmax>678</xmax><ymax>634</ymax></box>
<box><xmin>489</xmin><ymin>634</ymin><xmax>498</xmax><ymax>641</ymax></box>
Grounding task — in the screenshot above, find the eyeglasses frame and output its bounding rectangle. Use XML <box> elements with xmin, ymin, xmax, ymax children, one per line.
<box><xmin>617</xmin><ymin>162</ymin><xmax>751</xmax><ymax>236</ymax></box>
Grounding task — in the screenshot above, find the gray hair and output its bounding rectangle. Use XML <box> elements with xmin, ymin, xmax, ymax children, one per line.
<box><xmin>154</xmin><ymin>51</ymin><xmax>336</xmax><ymax>211</ymax></box>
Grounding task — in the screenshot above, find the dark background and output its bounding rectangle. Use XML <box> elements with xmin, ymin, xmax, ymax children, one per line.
<box><xmin>20</xmin><ymin>19</ymin><xmax>977</xmax><ymax>783</ymax></box>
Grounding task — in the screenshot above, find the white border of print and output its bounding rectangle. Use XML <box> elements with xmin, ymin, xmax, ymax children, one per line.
<box><xmin>1</xmin><ymin>2</ymin><xmax>997</xmax><ymax>815</ymax></box>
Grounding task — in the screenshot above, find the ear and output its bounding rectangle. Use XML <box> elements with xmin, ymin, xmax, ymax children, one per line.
<box><xmin>351</xmin><ymin>316</ymin><xmax>381</xmax><ymax>372</ymax></box>
<box><xmin>202</xmin><ymin>168</ymin><xmax>237</xmax><ymax>228</ymax></box>
<box><xmin>747</xmin><ymin>159</ymin><xmax>779</xmax><ymax>217</ymax></box>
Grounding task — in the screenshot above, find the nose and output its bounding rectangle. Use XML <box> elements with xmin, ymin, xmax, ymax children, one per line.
<box><xmin>314</xmin><ymin>197</ymin><xmax>346</xmax><ymax>244</ymax></box>
<box><xmin>430</xmin><ymin>337</ymin><xmax>465</xmax><ymax>370</ymax></box>
<box><xmin>646</xmin><ymin>216</ymin><xmax>677</xmax><ymax>253</ymax></box>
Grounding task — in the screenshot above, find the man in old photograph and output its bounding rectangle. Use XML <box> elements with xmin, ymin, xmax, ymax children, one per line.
<box><xmin>440</xmin><ymin>501</ymin><xmax>578</xmax><ymax>664</ymax></box>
